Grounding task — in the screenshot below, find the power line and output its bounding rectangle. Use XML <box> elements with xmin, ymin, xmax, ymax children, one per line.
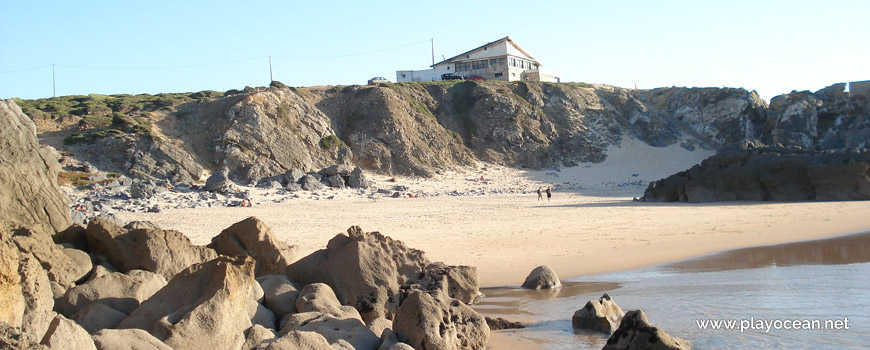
<box><xmin>54</xmin><ymin>56</ymin><xmax>268</xmax><ymax>71</ymax></box>
<box><xmin>0</xmin><ymin>64</ymin><xmax>52</xmax><ymax>74</ymax></box>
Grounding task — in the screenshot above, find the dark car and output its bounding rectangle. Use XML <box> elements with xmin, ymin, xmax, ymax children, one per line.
<box><xmin>368</xmin><ymin>77</ymin><xmax>389</xmax><ymax>85</ymax></box>
<box><xmin>464</xmin><ymin>75</ymin><xmax>484</xmax><ymax>81</ymax></box>
<box><xmin>441</xmin><ymin>73</ymin><xmax>464</xmax><ymax>81</ymax></box>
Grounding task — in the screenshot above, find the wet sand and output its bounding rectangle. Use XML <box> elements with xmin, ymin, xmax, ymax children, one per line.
<box><xmin>477</xmin><ymin>231</ymin><xmax>870</xmax><ymax>349</ymax></box>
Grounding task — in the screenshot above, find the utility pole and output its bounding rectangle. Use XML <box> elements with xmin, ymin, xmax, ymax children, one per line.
<box><xmin>431</xmin><ymin>38</ymin><xmax>435</xmax><ymax>67</ymax></box>
<box><xmin>52</xmin><ymin>63</ymin><xmax>56</xmax><ymax>97</ymax></box>
<box><xmin>268</xmin><ymin>55</ymin><xmax>273</xmax><ymax>83</ymax></box>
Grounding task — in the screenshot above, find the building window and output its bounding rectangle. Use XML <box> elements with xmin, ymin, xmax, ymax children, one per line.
<box><xmin>495</xmin><ymin>73</ymin><xmax>503</xmax><ymax>77</ymax></box>
<box><xmin>490</xmin><ymin>58</ymin><xmax>496</xmax><ymax>65</ymax></box>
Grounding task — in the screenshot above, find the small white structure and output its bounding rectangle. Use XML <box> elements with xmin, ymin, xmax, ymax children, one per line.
<box><xmin>396</xmin><ymin>36</ymin><xmax>560</xmax><ymax>83</ymax></box>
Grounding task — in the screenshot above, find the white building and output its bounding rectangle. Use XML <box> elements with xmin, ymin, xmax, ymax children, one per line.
<box><xmin>396</xmin><ymin>36</ymin><xmax>560</xmax><ymax>83</ymax></box>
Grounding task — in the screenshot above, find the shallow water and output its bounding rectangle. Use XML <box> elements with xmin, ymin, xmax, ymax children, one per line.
<box><xmin>475</xmin><ymin>232</ymin><xmax>870</xmax><ymax>349</ymax></box>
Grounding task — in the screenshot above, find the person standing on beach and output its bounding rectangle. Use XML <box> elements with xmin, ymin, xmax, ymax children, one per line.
<box><xmin>546</xmin><ymin>186</ymin><xmax>552</xmax><ymax>202</ymax></box>
<box><xmin>536</xmin><ymin>187</ymin><xmax>543</xmax><ymax>201</ymax></box>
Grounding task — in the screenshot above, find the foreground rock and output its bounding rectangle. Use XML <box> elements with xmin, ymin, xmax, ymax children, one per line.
<box><xmin>118</xmin><ymin>256</ymin><xmax>256</xmax><ymax>350</ymax></box>
<box><xmin>572</xmin><ymin>293</ymin><xmax>625</xmax><ymax>333</ymax></box>
<box><xmin>38</xmin><ymin>315</ymin><xmax>97</xmax><ymax>350</ymax></box>
<box><xmin>285</xmin><ymin>226</ymin><xmax>432</xmax><ymax>322</ymax></box>
<box><xmin>91</xmin><ymin>328</ymin><xmax>172</xmax><ymax>350</ymax></box>
<box><xmin>0</xmin><ymin>321</ymin><xmax>48</xmax><ymax>350</ymax></box>
<box><xmin>521</xmin><ymin>265</ymin><xmax>562</xmax><ymax>290</ymax></box>
<box><xmin>603</xmin><ymin>310</ymin><xmax>692</xmax><ymax>350</ymax></box>
<box><xmin>85</xmin><ymin>218</ymin><xmax>217</xmax><ymax>280</ymax></box>
<box><xmin>208</xmin><ymin>216</ymin><xmax>297</xmax><ymax>276</ymax></box>
<box><xmin>58</xmin><ymin>270</ymin><xmax>166</xmax><ymax>317</ymax></box>
<box><xmin>641</xmin><ymin>147</ymin><xmax>870</xmax><ymax>202</ymax></box>
<box><xmin>0</xmin><ymin>99</ymin><xmax>71</xmax><ymax>232</ymax></box>
<box><xmin>393</xmin><ymin>290</ymin><xmax>489</xmax><ymax>350</ymax></box>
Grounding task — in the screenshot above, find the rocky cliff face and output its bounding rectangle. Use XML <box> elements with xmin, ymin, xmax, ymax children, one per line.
<box><xmin>20</xmin><ymin>81</ymin><xmax>870</xmax><ymax>185</ymax></box>
<box><xmin>0</xmin><ymin>100</ymin><xmax>71</xmax><ymax>231</ymax></box>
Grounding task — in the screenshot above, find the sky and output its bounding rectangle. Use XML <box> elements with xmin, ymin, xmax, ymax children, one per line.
<box><xmin>1</xmin><ymin>0</ymin><xmax>868</xmax><ymax>101</ymax></box>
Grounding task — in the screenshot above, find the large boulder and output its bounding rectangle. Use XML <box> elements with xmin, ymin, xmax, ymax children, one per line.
<box><xmin>85</xmin><ymin>217</ymin><xmax>217</xmax><ymax>280</ymax></box>
<box><xmin>393</xmin><ymin>290</ymin><xmax>489</xmax><ymax>350</ymax></box>
<box><xmin>208</xmin><ymin>217</ymin><xmax>297</xmax><ymax>276</ymax></box>
<box><xmin>347</xmin><ymin>167</ymin><xmax>371</xmax><ymax>189</ymax></box>
<box><xmin>257</xmin><ymin>275</ymin><xmax>299</xmax><ymax>321</ymax></box>
<box><xmin>0</xmin><ymin>99</ymin><xmax>71</xmax><ymax>232</ymax></box>
<box><xmin>18</xmin><ymin>250</ymin><xmax>56</xmax><ymax>340</ymax></box>
<box><xmin>91</xmin><ymin>328</ymin><xmax>172</xmax><ymax>350</ymax></box>
<box><xmin>603</xmin><ymin>310</ymin><xmax>692</xmax><ymax>350</ymax></box>
<box><xmin>118</xmin><ymin>256</ymin><xmax>256</xmax><ymax>350</ymax></box>
<box><xmin>285</xmin><ymin>226</ymin><xmax>430</xmax><ymax>323</ymax></box>
<box><xmin>415</xmin><ymin>262</ymin><xmax>480</xmax><ymax>304</ymax></box>
<box><xmin>203</xmin><ymin>169</ymin><xmax>232</xmax><ymax>192</ymax></box>
<box><xmin>11</xmin><ymin>224</ymin><xmax>91</xmax><ymax>287</ymax></box>
<box><xmin>39</xmin><ymin>315</ymin><xmax>97</xmax><ymax>350</ymax></box>
<box><xmin>572</xmin><ymin>293</ymin><xmax>625</xmax><ymax>333</ymax></box>
<box><xmin>521</xmin><ymin>265</ymin><xmax>562</xmax><ymax>290</ymax></box>
<box><xmin>58</xmin><ymin>270</ymin><xmax>167</xmax><ymax>316</ymax></box>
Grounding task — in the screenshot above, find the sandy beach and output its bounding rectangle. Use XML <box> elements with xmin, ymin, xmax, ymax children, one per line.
<box><xmin>113</xmin><ymin>140</ymin><xmax>870</xmax><ymax>288</ymax></box>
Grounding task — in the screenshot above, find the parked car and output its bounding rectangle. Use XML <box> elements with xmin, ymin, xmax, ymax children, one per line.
<box><xmin>441</xmin><ymin>73</ymin><xmax>464</xmax><ymax>81</ymax></box>
<box><xmin>464</xmin><ymin>75</ymin><xmax>484</xmax><ymax>81</ymax></box>
<box><xmin>368</xmin><ymin>77</ymin><xmax>389</xmax><ymax>85</ymax></box>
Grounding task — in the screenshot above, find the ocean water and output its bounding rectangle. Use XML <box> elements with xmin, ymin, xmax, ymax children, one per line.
<box><xmin>475</xmin><ymin>232</ymin><xmax>870</xmax><ymax>349</ymax></box>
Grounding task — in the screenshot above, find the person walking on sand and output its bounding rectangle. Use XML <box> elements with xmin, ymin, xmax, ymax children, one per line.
<box><xmin>546</xmin><ymin>186</ymin><xmax>552</xmax><ymax>202</ymax></box>
<box><xmin>536</xmin><ymin>187</ymin><xmax>543</xmax><ymax>202</ymax></box>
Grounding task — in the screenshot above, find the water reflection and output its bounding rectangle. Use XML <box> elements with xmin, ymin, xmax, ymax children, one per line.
<box><xmin>666</xmin><ymin>231</ymin><xmax>870</xmax><ymax>272</ymax></box>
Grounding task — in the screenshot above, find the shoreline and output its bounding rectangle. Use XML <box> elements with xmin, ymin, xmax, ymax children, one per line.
<box><xmin>114</xmin><ymin>191</ymin><xmax>870</xmax><ymax>288</ymax></box>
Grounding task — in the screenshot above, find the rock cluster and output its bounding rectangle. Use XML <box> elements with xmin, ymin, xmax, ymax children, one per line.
<box><xmin>641</xmin><ymin>147</ymin><xmax>870</xmax><ymax>202</ymax></box>
<box><xmin>3</xmin><ymin>213</ymin><xmax>490</xmax><ymax>350</ymax></box>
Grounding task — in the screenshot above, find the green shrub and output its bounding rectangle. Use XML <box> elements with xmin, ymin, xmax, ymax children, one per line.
<box><xmin>80</xmin><ymin>115</ymin><xmax>113</xmax><ymax>128</ymax></box>
<box><xmin>270</xmin><ymin>80</ymin><xmax>288</xmax><ymax>89</ymax></box>
<box><xmin>319</xmin><ymin>135</ymin><xmax>346</xmax><ymax>149</ymax></box>
<box><xmin>276</xmin><ymin>102</ymin><xmax>291</xmax><ymax>119</ymax></box>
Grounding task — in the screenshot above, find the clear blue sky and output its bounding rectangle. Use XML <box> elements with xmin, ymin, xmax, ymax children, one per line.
<box><xmin>2</xmin><ymin>0</ymin><xmax>868</xmax><ymax>101</ymax></box>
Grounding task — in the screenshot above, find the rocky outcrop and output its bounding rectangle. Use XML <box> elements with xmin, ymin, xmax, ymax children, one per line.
<box><xmin>603</xmin><ymin>310</ymin><xmax>692</xmax><ymax>350</ymax></box>
<box><xmin>284</xmin><ymin>226</ymin><xmax>432</xmax><ymax>323</ymax></box>
<box><xmin>208</xmin><ymin>216</ymin><xmax>297</xmax><ymax>277</ymax></box>
<box><xmin>415</xmin><ymin>262</ymin><xmax>481</xmax><ymax>304</ymax></box>
<box><xmin>11</xmin><ymin>225</ymin><xmax>91</xmax><ymax>288</ymax></box>
<box><xmin>0</xmin><ymin>99</ymin><xmax>71</xmax><ymax>232</ymax></box>
<box><xmin>280</xmin><ymin>312</ymin><xmax>380</xmax><ymax>350</ymax></box>
<box><xmin>393</xmin><ymin>290</ymin><xmax>489</xmax><ymax>350</ymax></box>
<box><xmin>118</xmin><ymin>256</ymin><xmax>256</xmax><ymax>350</ymax></box>
<box><xmin>85</xmin><ymin>218</ymin><xmax>217</xmax><ymax>279</ymax></box>
<box><xmin>641</xmin><ymin>148</ymin><xmax>870</xmax><ymax>202</ymax></box>
<box><xmin>521</xmin><ymin>265</ymin><xmax>562</xmax><ymax>290</ymax></box>
<box><xmin>572</xmin><ymin>293</ymin><xmax>625</xmax><ymax>333</ymax></box>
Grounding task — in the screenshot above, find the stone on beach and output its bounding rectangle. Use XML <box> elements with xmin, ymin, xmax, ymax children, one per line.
<box><xmin>603</xmin><ymin>310</ymin><xmax>693</xmax><ymax>350</ymax></box>
<box><xmin>393</xmin><ymin>290</ymin><xmax>489</xmax><ymax>350</ymax></box>
<box><xmin>521</xmin><ymin>265</ymin><xmax>562</xmax><ymax>290</ymax></box>
<box><xmin>572</xmin><ymin>293</ymin><xmax>625</xmax><ymax>333</ymax></box>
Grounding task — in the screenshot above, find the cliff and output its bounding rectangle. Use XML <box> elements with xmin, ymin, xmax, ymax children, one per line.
<box><xmin>17</xmin><ymin>81</ymin><xmax>869</xmax><ymax>184</ymax></box>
